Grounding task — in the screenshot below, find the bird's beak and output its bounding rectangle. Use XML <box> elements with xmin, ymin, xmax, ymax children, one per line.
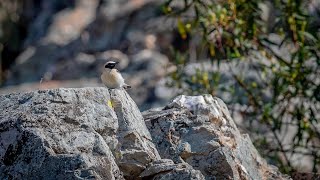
<box><xmin>115</xmin><ymin>62</ymin><xmax>119</xmax><ymax>64</ymax></box>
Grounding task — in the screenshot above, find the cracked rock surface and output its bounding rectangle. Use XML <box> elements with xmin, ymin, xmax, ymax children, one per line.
<box><xmin>0</xmin><ymin>88</ymin><xmax>289</xmax><ymax>179</ymax></box>
<box><xmin>143</xmin><ymin>95</ymin><xmax>290</xmax><ymax>180</ymax></box>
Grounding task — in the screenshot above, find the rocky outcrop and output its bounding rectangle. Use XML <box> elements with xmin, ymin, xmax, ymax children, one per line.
<box><xmin>0</xmin><ymin>88</ymin><xmax>122</xmax><ymax>179</ymax></box>
<box><xmin>0</xmin><ymin>88</ymin><xmax>289</xmax><ymax>179</ymax></box>
<box><xmin>144</xmin><ymin>95</ymin><xmax>290</xmax><ymax>179</ymax></box>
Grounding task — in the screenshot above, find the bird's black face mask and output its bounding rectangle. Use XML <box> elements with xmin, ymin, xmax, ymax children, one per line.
<box><xmin>105</xmin><ymin>62</ymin><xmax>118</xmax><ymax>69</ymax></box>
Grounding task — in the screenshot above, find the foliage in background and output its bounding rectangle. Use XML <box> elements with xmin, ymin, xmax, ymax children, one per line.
<box><xmin>163</xmin><ymin>0</ymin><xmax>320</xmax><ymax>174</ymax></box>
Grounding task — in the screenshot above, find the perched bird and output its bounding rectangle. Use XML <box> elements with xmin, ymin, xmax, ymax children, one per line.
<box><xmin>101</xmin><ymin>60</ymin><xmax>131</xmax><ymax>89</ymax></box>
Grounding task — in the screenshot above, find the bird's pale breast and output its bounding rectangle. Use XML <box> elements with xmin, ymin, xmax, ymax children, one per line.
<box><xmin>101</xmin><ymin>69</ymin><xmax>124</xmax><ymax>88</ymax></box>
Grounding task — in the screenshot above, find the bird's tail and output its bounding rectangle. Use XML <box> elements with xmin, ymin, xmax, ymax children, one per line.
<box><xmin>123</xmin><ymin>84</ymin><xmax>131</xmax><ymax>89</ymax></box>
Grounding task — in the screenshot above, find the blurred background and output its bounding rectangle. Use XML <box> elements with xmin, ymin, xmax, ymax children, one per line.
<box><xmin>0</xmin><ymin>0</ymin><xmax>319</xmax><ymax>177</ymax></box>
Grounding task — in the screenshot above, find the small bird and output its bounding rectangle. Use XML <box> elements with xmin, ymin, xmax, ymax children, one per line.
<box><xmin>101</xmin><ymin>60</ymin><xmax>131</xmax><ymax>89</ymax></box>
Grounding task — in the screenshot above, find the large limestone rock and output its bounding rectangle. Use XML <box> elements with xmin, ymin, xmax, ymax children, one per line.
<box><xmin>0</xmin><ymin>88</ymin><xmax>289</xmax><ymax>179</ymax></box>
<box><xmin>143</xmin><ymin>95</ymin><xmax>290</xmax><ymax>180</ymax></box>
<box><xmin>0</xmin><ymin>88</ymin><xmax>200</xmax><ymax>179</ymax></box>
<box><xmin>0</xmin><ymin>88</ymin><xmax>122</xmax><ymax>179</ymax></box>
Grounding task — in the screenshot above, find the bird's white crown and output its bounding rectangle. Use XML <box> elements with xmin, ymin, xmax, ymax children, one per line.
<box><xmin>105</xmin><ymin>61</ymin><xmax>117</xmax><ymax>66</ymax></box>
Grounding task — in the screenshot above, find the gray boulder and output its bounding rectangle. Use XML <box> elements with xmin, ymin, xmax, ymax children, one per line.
<box><xmin>143</xmin><ymin>95</ymin><xmax>290</xmax><ymax>180</ymax></box>
<box><xmin>0</xmin><ymin>88</ymin><xmax>289</xmax><ymax>179</ymax></box>
<box><xmin>0</xmin><ymin>88</ymin><xmax>201</xmax><ymax>179</ymax></box>
<box><xmin>0</xmin><ymin>88</ymin><xmax>122</xmax><ymax>179</ymax></box>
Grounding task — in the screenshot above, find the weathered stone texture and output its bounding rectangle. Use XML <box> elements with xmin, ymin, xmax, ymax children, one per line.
<box><xmin>0</xmin><ymin>88</ymin><xmax>289</xmax><ymax>179</ymax></box>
